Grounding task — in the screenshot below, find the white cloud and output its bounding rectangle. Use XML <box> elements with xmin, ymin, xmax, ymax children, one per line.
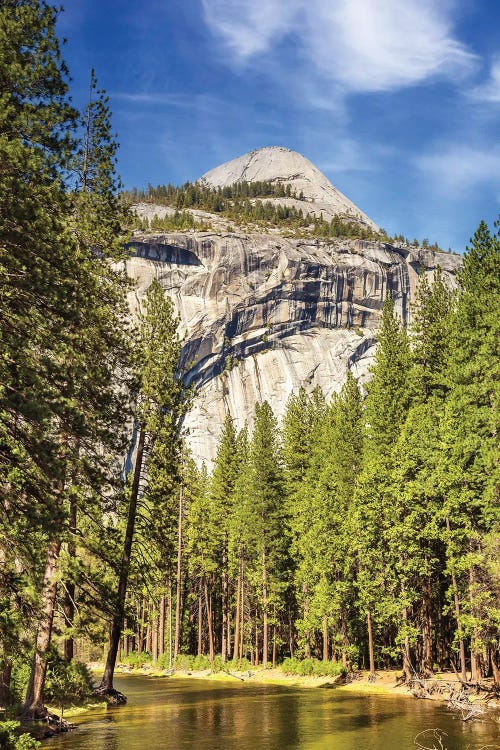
<box><xmin>468</xmin><ymin>57</ymin><xmax>500</xmax><ymax>103</ymax></box>
<box><xmin>415</xmin><ymin>144</ymin><xmax>500</xmax><ymax>195</ymax></box>
<box><xmin>202</xmin><ymin>0</ymin><xmax>477</xmax><ymax>94</ymax></box>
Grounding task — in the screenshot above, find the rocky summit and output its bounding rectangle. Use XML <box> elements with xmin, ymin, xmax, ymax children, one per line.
<box><xmin>129</xmin><ymin>147</ymin><xmax>461</xmax><ymax>466</ymax></box>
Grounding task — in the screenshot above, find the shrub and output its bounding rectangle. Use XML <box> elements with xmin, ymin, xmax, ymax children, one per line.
<box><xmin>156</xmin><ymin>654</ymin><xmax>171</xmax><ymax>670</ymax></box>
<box><xmin>174</xmin><ymin>654</ymin><xmax>194</xmax><ymax>671</ymax></box>
<box><xmin>280</xmin><ymin>657</ymin><xmax>346</xmax><ymax>678</ymax></box>
<box><xmin>10</xmin><ymin>660</ymin><xmax>31</xmax><ymax>705</ymax></box>
<box><xmin>192</xmin><ymin>655</ymin><xmax>211</xmax><ymax>671</ymax></box>
<box><xmin>211</xmin><ymin>655</ymin><xmax>224</xmax><ymax>673</ymax></box>
<box><xmin>121</xmin><ymin>651</ymin><xmax>152</xmax><ymax>668</ymax></box>
<box><xmin>0</xmin><ymin>722</ymin><xmax>40</xmax><ymax>750</ymax></box>
<box><xmin>229</xmin><ymin>657</ymin><xmax>251</xmax><ymax>672</ymax></box>
<box><xmin>45</xmin><ymin>658</ymin><xmax>94</xmax><ymax>706</ymax></box>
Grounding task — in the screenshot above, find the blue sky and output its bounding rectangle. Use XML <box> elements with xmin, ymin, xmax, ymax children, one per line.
<box><xmin>58</xmin><ymin>0</ymin><xmax>500</xmax><ymax>252</ymax></box>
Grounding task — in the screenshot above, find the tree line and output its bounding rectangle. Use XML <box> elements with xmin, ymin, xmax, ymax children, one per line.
<box><xmin>121</xmin><ymin>249</ymin><xmax>499</xmax><ymax>684</ymax></box>
<box><xmin>123</xmin><ymin>181</ymin><xmax>381</xmax><ymax>240</ymax></box>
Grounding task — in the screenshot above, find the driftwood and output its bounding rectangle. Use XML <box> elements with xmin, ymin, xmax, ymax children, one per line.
<box><xmin>414</xmin><ymin>727</ymin><xmax>498</xmax><ymax>750</ymax></box>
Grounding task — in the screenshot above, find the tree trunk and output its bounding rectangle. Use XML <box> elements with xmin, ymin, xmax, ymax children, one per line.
<box><xmin>23</xmin><ymin>540</ymin><xmax>62</xmax><ymax>716</ymax></box>
<box><xmin>445</xmin><ymin>517</ymin><xmax>467</xmax><ymax>681</ymax></box>
<box><xmin>152</xmin><ymin>608</ymin><xmax>158</xmax><ymax>664</ymax></box>
<box><xmin>422</xmin><ymin>574</ymin><xmax>433</xmax><ymax>676</ymax></box>
<box><xmin>272</xmin><ymin>623</ymin><xmax>277</xmax><ymax>668</ymax></box>
<box><xmin>367</xmin><ymin>610</ymin><xmax>375</xmax><ymax>677</ymax></box>
<box><xmin>221</xmin><ymin>551</ymin><xmax>228</xmax><ymax>663</ymax></box>
<box><xmin>174</xmin><ymin>485</ymin><xmax>183</xmax><ymax>660</ymax></box>
<box><xmin>303</xmin><ymin>587</ymin><xmax>311</xmax><ymax>659</ymax></box>
<box><xmin>239</xmin><ymin>569</ymin><xmax>245</xmax><ymax>660</ymax></box>
<box><xmin>100</xmin><ymin>424</ymin><xmax>145</xmax><ymax>692</ymax></box>
<box><xmin>401</xmin><ymin>607</ymin><xmax>413</xmax><ymax>681</ymax></box>
<box><xmin>254</xmin><ymin>614</ymin><xmax>259</xmax><ymax>667</ymax></box>
<box><xmin>168</xmin><ymin>580</ymin><xmax>173</xmax><ymax>668</ymax></box>
<box><xmin>233</xmin><ymin>569</ymin><xmax>241</xmax><ymax>661</ymax></box>
<box><xmin>159</xmin><ymin>595</ymin><xmax>165</xmax><ymax>657</ymax></box>
<box><xmin>138</xmin><ymin>596</ymin><xmax>146</xmax><ymax>655</ymax></box>
<box><xmin>322</xmin><ymin>617</ymin><xmax>328</xmax><ymax>662</ymax></box>
<box><xmin>262</xmin><ymin>551</ymin><xmax>268</xmax><ymax>669</ymax></box>
<box><xmin>204</xmin><ymin>578</ymin><xmax>214</xmax><ymax>663</ymax></box>
<box><xmin>491</xmin><ymin>648</ymin><xmax>500</xmax><ymax>687</ymax></box>
<box><xmin>63</xmin><ymin>497</ymin><xmax>77</xmax><ymax>663</ymax></box>
<box><xmin>197</xmin><ymin>590</ymin><xmax>203</xmax><ymax>656</ymax></box>
<box><xmin>469</xmin><ymin>560</ymin><xmax>482</xmax><ymax>681</ymax></box>
<box><xmin>123</xmin><ymin>618</ymin><xmax>129</xmax><ymax>659</ymax></box>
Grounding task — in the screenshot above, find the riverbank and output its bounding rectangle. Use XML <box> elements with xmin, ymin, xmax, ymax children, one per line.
<box><xmin>89</xmin><ymin>662</ymin><xmax>498</xmax><ymax>708</ymax></box>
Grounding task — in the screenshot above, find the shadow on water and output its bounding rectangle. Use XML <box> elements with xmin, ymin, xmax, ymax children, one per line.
<box><xmin>45</xmin><ymin>676</ymin><xmax>500</xmax><ymax>750</ymax></box>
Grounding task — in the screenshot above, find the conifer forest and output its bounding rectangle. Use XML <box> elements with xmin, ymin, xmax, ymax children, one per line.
<box><xmin>0</xmin><ymin>1</ymin><xmax>499</xmax><ymax>742</ymax></box>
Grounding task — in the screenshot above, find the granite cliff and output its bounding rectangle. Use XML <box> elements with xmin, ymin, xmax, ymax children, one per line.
<box><xmin>128</xmin><ymin>147</ymin><xmax>461</xmax><ymax>466</ymax></box>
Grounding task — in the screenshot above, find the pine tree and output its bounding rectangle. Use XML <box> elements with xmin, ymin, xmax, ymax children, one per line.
<box><xmin>351</xmin><ymin>295</ymin><xmax>411</xmax><ymax>677</ymax></box>
<box><xmin>439</xmin><ymin>221</ymin><xmax>500</xmax><ymax>682</ymax></box>
<box><xmin>208</xmin><ymin>413</ymin><xmax>240</xmax><ymax>660</ymax></box>
<box><xmin>242</xmin><ymin>403</ymin><xmax>288</xmax><ymax>667</ymax></box>
<box><xmin>388</xmin><ymin>268</ymin><xmax>455</xmax><ymax>676</ymax></box>
<box><xmin>100</xmin><ymin>279</ymin><xmax>186</xmax><ymax>694</ymax></box>
<box><xmin>0</xmin><ymin>6</ymin><xmax>78</xmax><ymax>699</ymax></box>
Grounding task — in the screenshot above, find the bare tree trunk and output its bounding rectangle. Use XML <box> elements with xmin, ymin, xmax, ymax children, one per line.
<box><xmin>422</xmin><ymin>574</ymin><xmax>433</xmax><ymax>676</ymax></box>
<box><xmin>152</xmin><ymin>608</ymin><xmax>158</xmax><ymax>665</ymax></box>
<box><xmin>159</xmin><ymin>595</ymin><xmax>165</xmax><ymax>657</ymax></box>
<box><xmin>174</xmin><ymin>485</ymin><xmax>183</xmax><ymax>659</ymax></box>
<box><xmin>204</xmin><ymin>578</ymin><xmax>214</xmax><ymax>663</ymax></box>
<box><xmin>63</xmin><ymin>497</ymin><xmax>77</xmax><ymax>663</ymax></box>
<box><xmin>262</xmin><ymin>551</ymin><xmax>268</xmax><ymax>669</ymax></box>
<box><xmin>367</xmin><ymin>610</ymin><xmax>375</xmax><ymax>677</ymax></box>
<box><xmin>145</xmin><ymin>603</ymin><xmax>152</xmax><ymax>654</ymax></box>
<box><xmin>254</xmin><ymin>614</ymin><xmax>259</xmax><ymax>667</ymax></box>
<box><xmin>303</xmin><ymin>587</ymin><xmax>311</xmax><ymax>659</ymax></box>
<box><xmin>239</xmin><ymin>569</ymin><xmax>245</xmax><ymax>661</ymax></box>
<box><xmin>100</xmin><ymin>424</ymin><xmax>145</xmax><ymax>693</ymax></box>
<box><xmin>122</xmin><ymin>618</ymin><xmax>129</xmax><ymax>659</ymax></box>
<box><xmin>469</xmin><ymin>557</ymin><xmax>482</xmax><ymax>681</ymax></box>
<box><xmin>445</xmin><ymin>517</ymin><xmax>467</xmax><ymax>681</ymax></box>
<box><xmin>401</xmin><ymin>607</ymin><xmax>412</xmax><ymax>681</ymax></box>
<box><xmin>23</xmin><ymin>540</ymin><xmax>62</xmax><ymax>716</ymax></box>
<box><xmin>168</xmin><ymin>580</ymin><xmax>173</xmax><ymax>668</ymax></box>
<box><xmin>322</xmin><ymin>617</ymin><xmax>328</xmax><ymax>662</ymax></box>
<box><xmin>138</xmin><ymin>596</ymin><xmax>146</xmax><ymax>655</ymax></box>
<box><xmin>197</xmin><ymin>590</ymin><xmax>203</xmax><ymax>656</ymax></box>
<box><xmin>272</xmin><ymin>623</ymin><xmax>277</xmax><ymax>668</ymax></box>
<box><xmin>491</xmin><ymin>648</ymin><xmax>500</xmax><ymax>687</ymax></box>
<box><xmin>221</xmin><ymin>545</ymin><xmax>228</xmax><ymax>662</ymax></box>
<box><xmin>233</xmin><ymin>568</ymin><xmax>241</xmax><ymax>661</ymax></box>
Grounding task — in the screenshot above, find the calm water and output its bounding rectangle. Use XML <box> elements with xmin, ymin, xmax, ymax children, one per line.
<box><xmin>45</xmin><ymin>675</ymin><xmax>500</xmax><ymax>750</ymax></box>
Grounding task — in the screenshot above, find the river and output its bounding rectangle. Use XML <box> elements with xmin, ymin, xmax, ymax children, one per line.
<box><xmin>45</xmin><ymin>675</ymin><xmax>499</xmax><ymax>750</ymax></box>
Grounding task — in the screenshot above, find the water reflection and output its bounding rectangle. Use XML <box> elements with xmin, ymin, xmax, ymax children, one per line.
<box><xmin>45</xmin><ymin>676</ymin><xmax>500</xmax><ymax>750</ymax></box>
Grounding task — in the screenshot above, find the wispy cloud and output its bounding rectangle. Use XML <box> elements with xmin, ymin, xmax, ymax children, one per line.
<box><xmin>468</xmin><ymin>57</ymin><xmax>500</xmax><ymax>104</ymax></box>
<box><xmin>415</xmin><ymin>144</ymin><xmax>500</xmax><ymax>195</ymax></box>
<box><xmin>202</xmin><ymin>0</ymin><xmax>477</xmax><ymax>94</ymax></box>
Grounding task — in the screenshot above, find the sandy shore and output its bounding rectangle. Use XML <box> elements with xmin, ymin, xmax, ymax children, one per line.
<box><xmin>89</xmin><ymin>663</ymin><xmax>468</xmax><ymax>702</ymax></box>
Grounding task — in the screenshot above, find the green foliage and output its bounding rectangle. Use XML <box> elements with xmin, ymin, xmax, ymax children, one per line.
<box><xmin>0</xmin><ymin>723</ymin><xmax>40</xmax><ymax>750</ymax></box>
<box><xmin>44</xmin><ymin>657</ymin><xmax>94</xmax><ymax>706</ymax></box>
<box><xmin>123</xmin><ymin>180</ymin><xmax>381</xmax><ymax>239</ymax></box>
<box><xmin>280</xmin><ymin>658</ymin><xmax>346</xmax><ymax>677</ymax></box>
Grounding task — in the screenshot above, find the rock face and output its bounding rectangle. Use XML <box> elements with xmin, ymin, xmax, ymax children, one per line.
<box><xmin>128</xmin><ymin>147</ymin><xmax>461</xmax><ymax>466</ymax></box>
<box><xmin>126</xmin><ymin>237</ymin><xmax>460</xmax><ymax>467</ymax></box>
